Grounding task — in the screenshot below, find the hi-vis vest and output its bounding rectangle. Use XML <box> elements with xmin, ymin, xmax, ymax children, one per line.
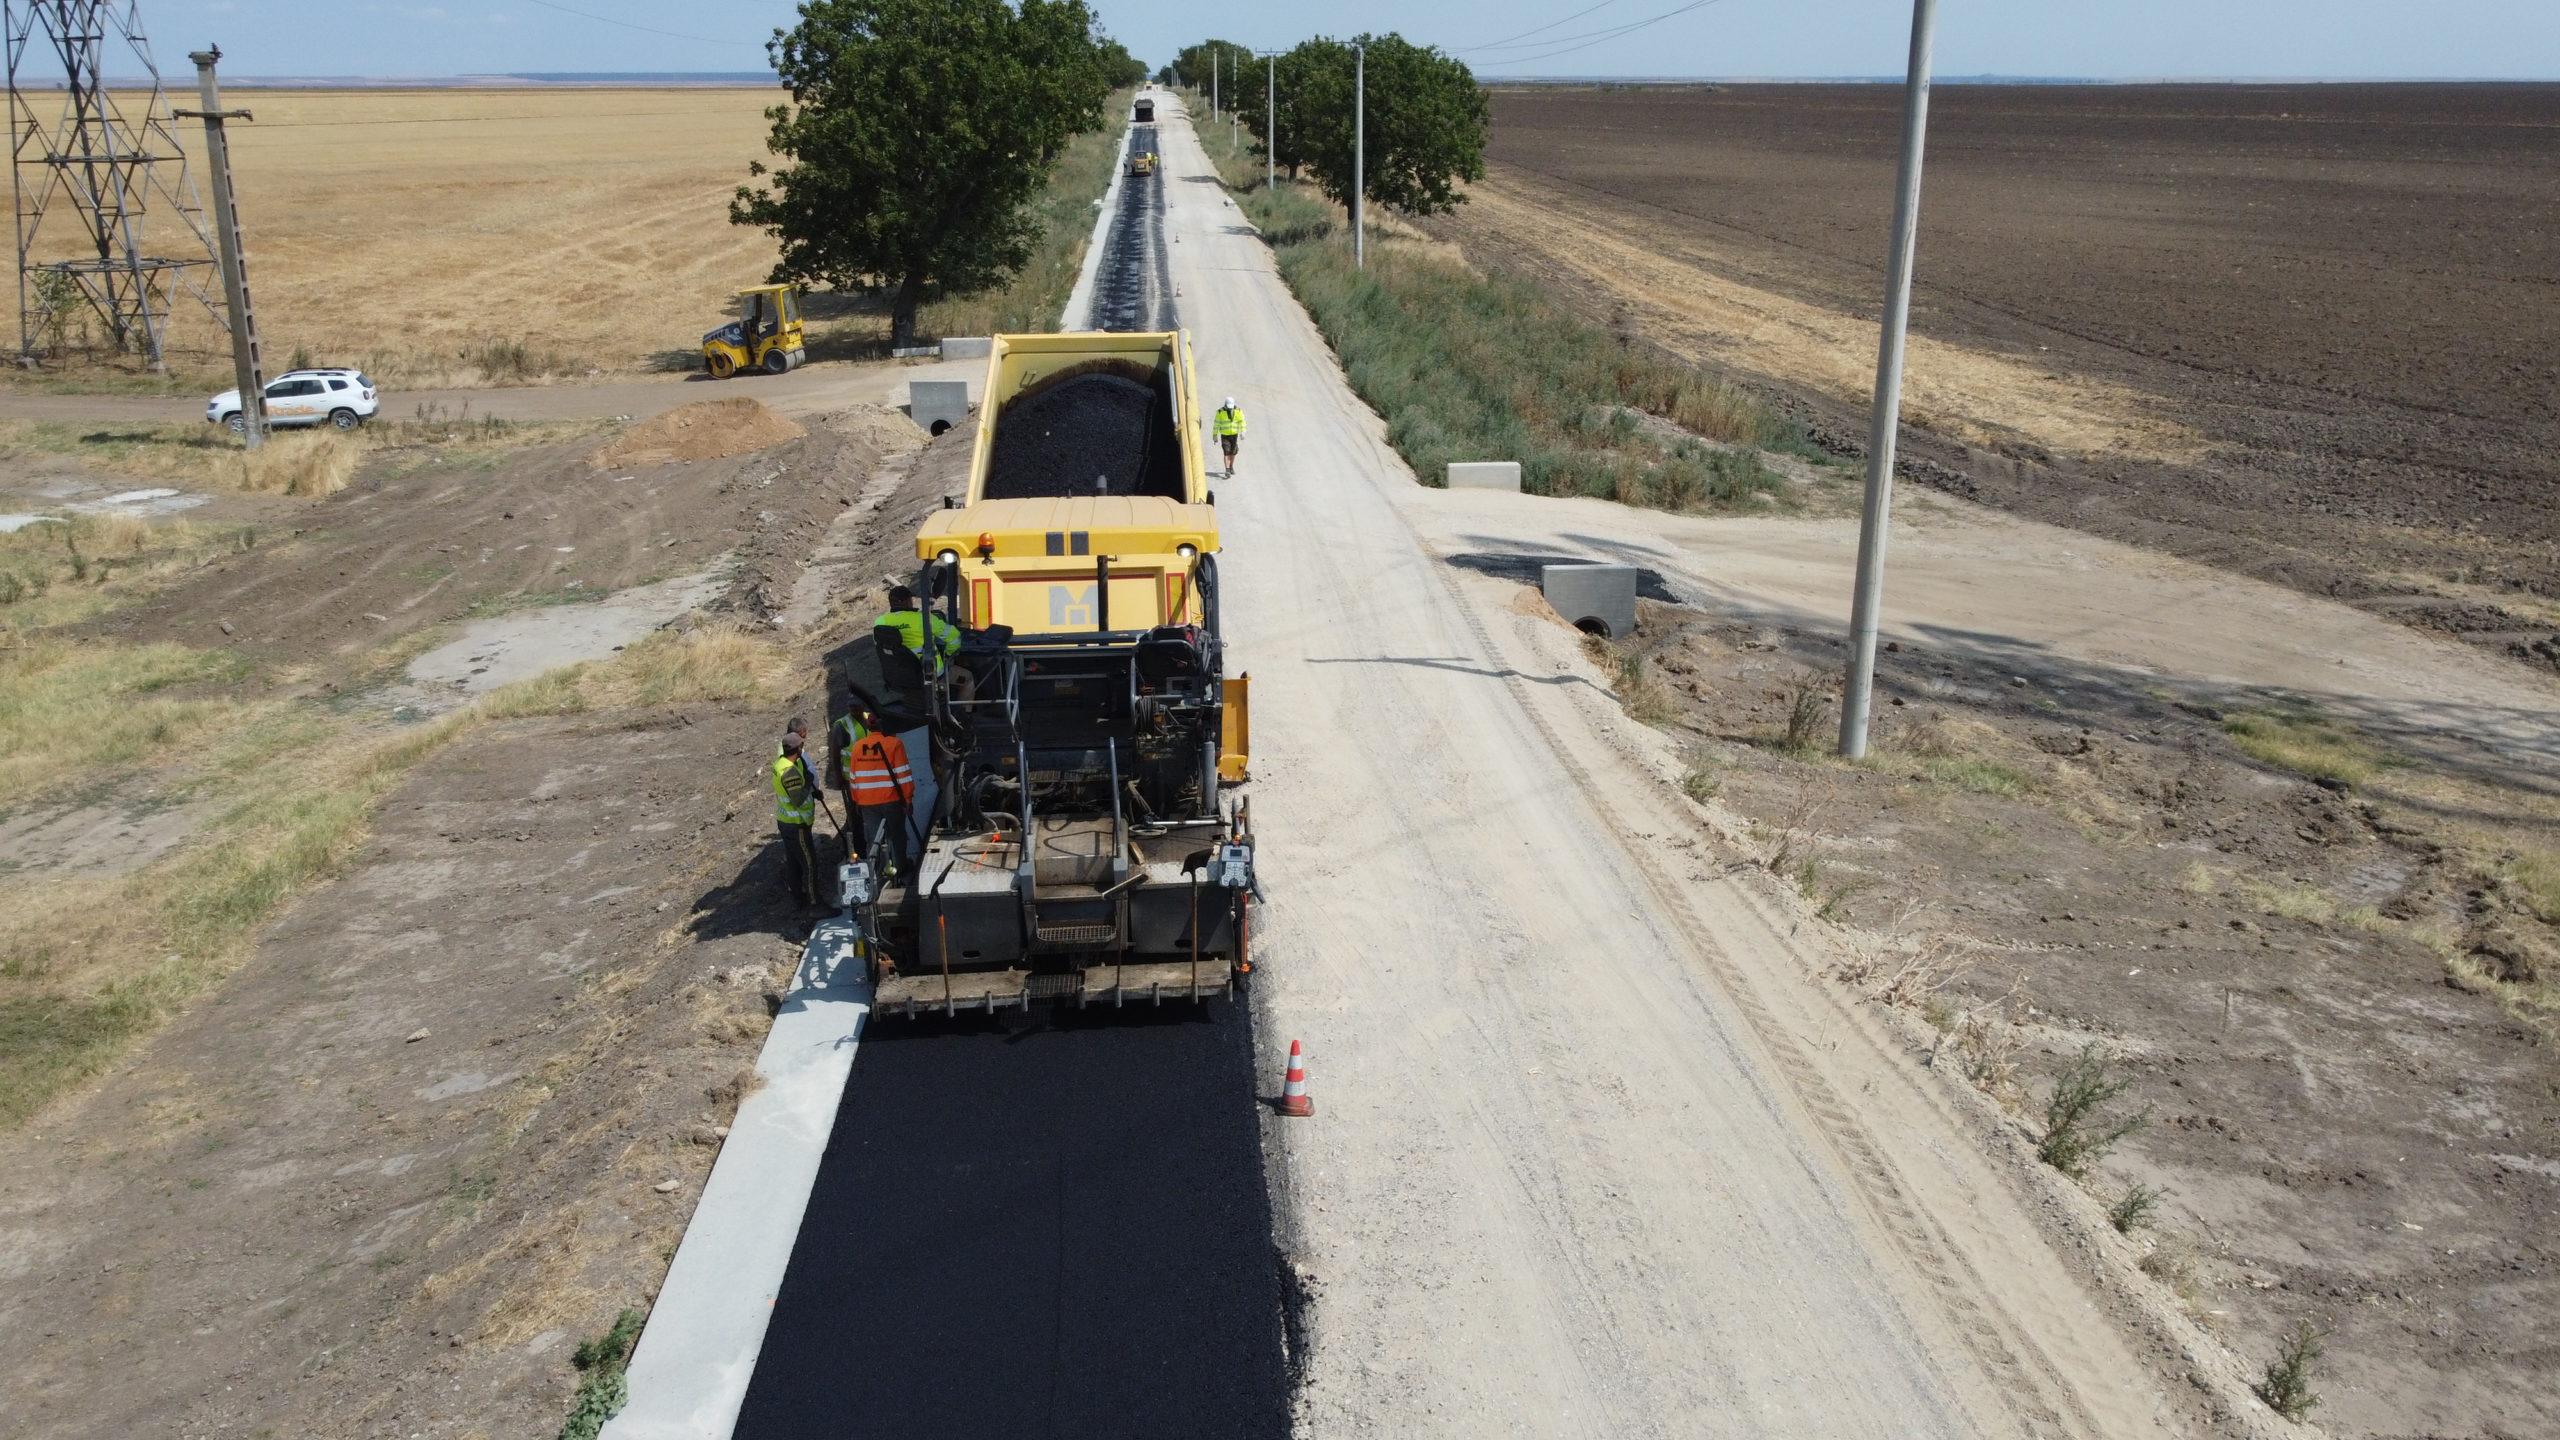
<box><xmin>1213</xmin><ymin>406</ymin><xmax>1244</xmax><ymax>438</ymax></box>
<box><xmin>879</xmin><ymin>608</ymin><xmax>960</xmax><ymax>659</ymax></box>
<box><xmin>771</xmin><ymin>749</ymin><xmax>816</xmax><ymax>825</ymax></box>
<box><xmin>829</xmin><ymin>713</ymin><xmax>869</xmax><ymax>789</ymax></box>
<box><xmin>848</xmin><ymin>731</ymin><xmax>916</xmax><ymax>809</ymax></box>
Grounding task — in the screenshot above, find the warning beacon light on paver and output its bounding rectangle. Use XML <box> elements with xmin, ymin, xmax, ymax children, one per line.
<box><xmin>831</xmin><ymin>331</ymin><xmax>1256</xmax><ymax>1018</ymax></box>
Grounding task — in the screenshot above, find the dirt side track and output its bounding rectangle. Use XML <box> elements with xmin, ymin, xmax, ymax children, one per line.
<box><xmin>1445</xmin><ymin>83</ymin><xmax>2560</xmax><ymax>663</ymax></box>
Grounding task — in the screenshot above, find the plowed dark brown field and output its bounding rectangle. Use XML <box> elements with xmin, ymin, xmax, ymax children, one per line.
<box><xmin>1450</xmin><ymin>83</ymin><xmax>2560</xmax><ymax>661</ymax></box>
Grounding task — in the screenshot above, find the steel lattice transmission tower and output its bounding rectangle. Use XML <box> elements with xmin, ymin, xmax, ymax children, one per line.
<box><xmin>4</xmin><ymin>0</ymin><xmax>220</xmax><ymax>368</ymax></box>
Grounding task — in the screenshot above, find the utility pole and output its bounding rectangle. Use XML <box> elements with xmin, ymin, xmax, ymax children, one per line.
<box><xmin>176</xmin><ymin>46</ymin><xmax>263</xmax><ymax>449</ymax></box>
<box><xmin>1266</xmin><ymin>51</ymin><xmax>1275</xmax><ymax>190</ymax></box>
<box><xmin>1211</xmin><ymin>49</ymin><xmax>1218</xmax><ymax>118</ymax></box>
<box><xmin>1837</xmin><ymin>0</ymin><xmax>1940</xmax><ymax>758</ymax></box>
<box><xmin>1352</xmin><ymin>41</ymin><xmax>1365</xmax><ymax>268</ymax></box>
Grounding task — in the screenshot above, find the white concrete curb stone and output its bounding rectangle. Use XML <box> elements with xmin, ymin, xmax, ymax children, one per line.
<box><xmin>939</xmin><ymin>336</ymin><xmax>992</xmax><ymax>359</ymax></box>
<box><xmin>600</xmin><ymin>921</ymin><xmax>872</xmax><ymax>1440</ymax></box>
<box><xmin>1445</xmin><ymin>461</ymin><xmax>1521</xmax><ymax>492</ymax></box>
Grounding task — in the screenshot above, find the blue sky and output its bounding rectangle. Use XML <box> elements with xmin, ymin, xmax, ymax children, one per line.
<box><xmin>112</xmin><ymin>1</ymin><xmax>2560</xmax><ymax>80</ymax></box>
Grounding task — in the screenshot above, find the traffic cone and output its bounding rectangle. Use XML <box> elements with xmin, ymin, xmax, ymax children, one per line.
<box><xmin>1276</xmin><ymin>1038</ymin><xmax>1314</xmax><ymax>1118</ymax></box>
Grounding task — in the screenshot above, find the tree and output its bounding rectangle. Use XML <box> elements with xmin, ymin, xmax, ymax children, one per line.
<box><xmin>731</xmin><ymin>0</ymin><xmax>1113</xmax><ymax>348</ymax></box>
<box><xmin>1232</xmin><ymin>43</ymin><xmax>1331</xmax><ymax>180</ymax></box>
<box><xmin>1095</xmin><ymin>37</ymin><xmax>1148</xmax><ymax>89</ymax></box>
<box><xmin>1168</xmin><ymin>39</ymin><xmax>1253</xmax><ymax>105</ymax></box>
<box><xmin>1284</xmin><ymin>33</ymin><xmax>1486</xmax><ymax>216</ymax></box>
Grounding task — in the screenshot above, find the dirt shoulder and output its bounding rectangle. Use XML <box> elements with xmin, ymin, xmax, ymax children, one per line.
<box><xmin>1436</xmin><ymin>84</ymin><xmax>2560</xmax><ymax>672</ymax></box>
<box><xmin>1538</xmin><ymin>583</ymin><xmax>2559</xmax><ymax>1440</ymax></box>
<box><xmin>0</xmin><ymin>418</ymin><xmax>960</xmax><ymax>1438</ymax></box>
<box><xmin>81</xmin><ymin>400</ymin><xmax>919</xmax><ymax>679</ymax></box>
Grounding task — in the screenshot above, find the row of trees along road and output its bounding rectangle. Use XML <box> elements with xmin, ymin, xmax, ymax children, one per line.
<box><xmin>730</xmin><ymin>0</ymin><xmax>1148</xmax><ymax>348</ymax></box>
<box><xmin>1169</xmin><ymin>36</ymin><xmax>1488</xmax><ymax>218</ymax></box>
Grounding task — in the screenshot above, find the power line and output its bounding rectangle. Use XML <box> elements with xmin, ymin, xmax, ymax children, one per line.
<box><xmin>515</xmin><ymin>0</ymin><xmax>766</xmax><ymax>47</ymax></box>
<box><xmin>1455</xmin><ymin>0</ymin><xmax>1633</xmax><ymax>55</ymax></box>
<box><xmin>1476</xmin><ymin>0</ymin><xmax>1735</xmax><ymax>69</ymax></box>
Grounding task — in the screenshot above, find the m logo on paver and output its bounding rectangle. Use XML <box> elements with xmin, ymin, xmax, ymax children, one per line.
<box><xmin>1050</xmin><ymin>583</ymin><xmax>1097</xmax><ymax>628</ymax></box>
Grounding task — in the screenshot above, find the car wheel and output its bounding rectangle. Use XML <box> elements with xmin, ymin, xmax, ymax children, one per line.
<box><xmin>763</xmin><ymin>347</ymin><xmax>791</xmax><ymax>375</ymax></box>
<box><xmin>222</xmin><ymin>411</ymin><xmax>245</xmax><ymax>435</ymax></box>
<box><xmin>707</xmin><ymin>350</ymin><xmax>736</xmax><ymax>380</ymax></box>
<box><xmin>328</xmin><ymin>408</ymin><xmax>360</xmax><ymax>430</ymax></box>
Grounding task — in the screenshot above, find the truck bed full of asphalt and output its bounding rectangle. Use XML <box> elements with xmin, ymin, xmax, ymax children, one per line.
<box><xmin>731</xmin><ymin>1007</ymin><xmax>1290</xmax><ymax>1439</ymax></box>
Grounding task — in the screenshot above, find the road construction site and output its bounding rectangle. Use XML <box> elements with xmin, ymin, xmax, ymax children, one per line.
<box><xmin>5</xmin><ymin>88</ymin><xmax>2558</xmax><ymax>1440</ymax></box>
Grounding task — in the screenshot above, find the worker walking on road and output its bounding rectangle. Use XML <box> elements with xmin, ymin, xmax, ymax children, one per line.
<box><xmin>1212</xmin><ymin>396</ymin><xmax>1245</xmax><ymax>478</ymax></box>
<box><xmin>771</xmin><ymin>725</ymin><xmax>822</xmax><ymax>907</ymax></box>
<box><xmin>845</xmin><ymin>709</ymin><xmax>918</xmax><ymax>872</ymax></box>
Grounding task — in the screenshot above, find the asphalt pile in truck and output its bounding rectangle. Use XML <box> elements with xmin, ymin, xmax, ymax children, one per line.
<box><xmin>981</xmin><ymin>364</ymin><xmax>1184</xmax><ymax>500</ymax></box>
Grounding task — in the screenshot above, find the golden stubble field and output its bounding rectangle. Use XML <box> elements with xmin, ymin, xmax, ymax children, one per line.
<box><xmin>16</xmin><ymin>87</ymin><xmax>787</xmax><ymax>383</ymax></box>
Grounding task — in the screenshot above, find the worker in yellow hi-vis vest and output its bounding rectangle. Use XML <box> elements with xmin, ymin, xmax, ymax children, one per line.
<box><xmin>771</xmin><ymin>726</ymin><xmax>821</xmax><ymax>907</ymax></box>
<box><xmin>1212</xmin><ymin>396</ymin><xmax>1245</xmax><ymax>478</ymax></box>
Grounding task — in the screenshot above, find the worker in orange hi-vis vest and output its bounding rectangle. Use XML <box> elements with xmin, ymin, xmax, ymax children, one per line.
<box><xmin>845</xmin><ymin>709</ymin><xmax>918</xmax><ymax>872</ymax></box>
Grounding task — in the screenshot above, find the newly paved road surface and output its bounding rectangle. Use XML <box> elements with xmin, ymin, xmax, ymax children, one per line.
<box><xmin>731</xmin><ymin>1008</ymin><xmax>1288</xmax><ymax>1440</ymax></box>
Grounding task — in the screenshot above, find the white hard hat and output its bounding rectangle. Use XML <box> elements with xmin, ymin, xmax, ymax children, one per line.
<box><xmin>1224</xmin><ymin>396</ymin><xmax>1237</xmax><ymax>409</ymax></box>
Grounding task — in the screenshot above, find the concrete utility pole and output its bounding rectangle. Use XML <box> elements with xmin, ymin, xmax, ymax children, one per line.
<box><xmin>1837</xmin><ymin>0</ymin><xmax>1940</xmax><ymax>757</ymax></box>
<box><xmin>1266</xmin><ymin>52</ymin><xmax>1276</xmax><ymax>190</ymax></box>
<box><xmin>176</xmin><ymin>46</ymin><xmax>264</xmax><ymax>449</ymax></box>
<box><xmin>1211</xmin><ymin>49</ymin><xmax>1218</xmax><ymax>117</ymax></box>
<box><xmin>1352</xmin><ymin>41</ymin><xmax>1365</xmax><ymax>268</ymax></box>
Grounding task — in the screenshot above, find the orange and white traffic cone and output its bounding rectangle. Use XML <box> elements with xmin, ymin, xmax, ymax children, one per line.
<box><xmin>1276</xmin><ymin>1038</ymin><xmax>1314</xmax><ymax>1118</ymax></box>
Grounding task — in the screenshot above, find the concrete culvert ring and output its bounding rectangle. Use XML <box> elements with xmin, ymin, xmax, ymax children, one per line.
<box><xmin>929</xmin><ymin>419</ymin><xmax>953</xmax><ymax>437</ymax></box>
<box><xmin>1575</xmin><ymin>617</ymin><xmax>1614</xmax><ymax>639</ymax></box>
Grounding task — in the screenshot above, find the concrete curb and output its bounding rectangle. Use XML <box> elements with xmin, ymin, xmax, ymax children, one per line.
<box><xmin>601</xmin><ymin>921</ymin><xmax>871</xmax><ymax>1440</ymax></box>
<box><xmin>1061</xmin><ymin>123</ymin><xmax>1133</xmax><ymax>332</ymax></box>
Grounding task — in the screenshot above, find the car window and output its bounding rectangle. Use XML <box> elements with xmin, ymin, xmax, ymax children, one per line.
<box><xmin>265</xmin><ymin>379</ymin><xmax>315</xmax><ymax>398</ymax></box>
<box><xmin>355</xmin><ymin>374</ymin><xmax>374</xmax><ymax>390</ymax></box>
<box><xmin>327</xmin><ymin>379</ymin><xmax>348</xmax><ymax>391</ymax></box>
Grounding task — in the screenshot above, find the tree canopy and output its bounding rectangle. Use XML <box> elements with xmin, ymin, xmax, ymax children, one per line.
<box><xmin>1166</xmin><ymin>39</ymin><xmax>1254</xmax><ymax>104</ymax></box>
<box><xmin>1280</xmin><ymin>34</ymin><xmax>1486</xmax><ymax>217</ymax></box>
<box><xmin>730</xmin><ymin>0</ymin><xmax>1116</xmax><ymax>346</ymax></box>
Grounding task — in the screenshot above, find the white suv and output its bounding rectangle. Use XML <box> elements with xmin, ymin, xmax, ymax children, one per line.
<box><xmin>207</xmin><ymin>368</ymin><xmax>379</xmax><ymax>433</ymax></box>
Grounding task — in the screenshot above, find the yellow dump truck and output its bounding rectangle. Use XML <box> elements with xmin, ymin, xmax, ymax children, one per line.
<box><xmin>838</xmin><ymin>331</ymin><xmax>1253</xmax><ymax>1018</ymax></box>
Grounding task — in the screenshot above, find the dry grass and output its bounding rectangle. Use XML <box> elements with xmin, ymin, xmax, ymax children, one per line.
<box><xmin>0</xmin><ymin>420</ymin><xmax>357</xmax><ymax>495</ymax></box>
<box><xmin>0</xmin><ymin>635</ymin><xmax>255</xmax><ymax>808</ymax></box>
<box><xmin>482</xmin><ymin>625</ymin><xmax>796</xmax><ymax>717</ymax></box>
<box><xmin>13</xmin><ymin>88</ymin><xmax>783</xmax><ymax>386</ymax></box>
<box><xmin>2222</xmin><ymin>705</ymin><xmax>2382</xmax><ymax>788</ymax></box>
<box><xmin>0</xmin><ymin>621</ymin><xmax>799</xmax><ymax>1128</ymax></box>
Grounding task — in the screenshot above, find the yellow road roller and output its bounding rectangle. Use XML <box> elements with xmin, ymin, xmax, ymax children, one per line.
<box><xmin>701</xmin><ymin>283</ymin><xmax>806</xmax><ymax>378</ymax></box>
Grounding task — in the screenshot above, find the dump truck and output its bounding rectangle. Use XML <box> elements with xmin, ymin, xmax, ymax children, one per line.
<box><xmin>836</xmin><ymin>331</ymin><xmax>1254</xmax><ymax>1018</ymax></box>
<box><xmin>1134</xmin><ymin>96</ymin><xmax>1155</xmax><ymax>123</ymax></box>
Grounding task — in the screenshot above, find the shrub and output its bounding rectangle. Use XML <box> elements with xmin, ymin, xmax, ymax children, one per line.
<box><xmin>2038</xmin><ymin>1044</ymin><xmax>2151</xmax><ymax>1179</ymax></box>
<box><xmin>2253</xmin><ymin>1318</ymin><xmax>2327</xmax><ymax>1423</ymax></box>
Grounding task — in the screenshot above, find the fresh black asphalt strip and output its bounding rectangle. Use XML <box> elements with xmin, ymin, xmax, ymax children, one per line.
<box><xmin>732</xmin><ymin>1002</ymin><xmax>1291</xmax><ymax>1439</ymax></box>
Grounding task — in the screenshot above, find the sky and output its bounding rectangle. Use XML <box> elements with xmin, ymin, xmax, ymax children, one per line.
<box><xmin>90</xmin><ymin>1</ymin><xmax>2560</xmax><ymax>81</ymax></box>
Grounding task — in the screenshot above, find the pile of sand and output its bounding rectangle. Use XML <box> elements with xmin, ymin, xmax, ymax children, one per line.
<box><xmin>589</xmin><ymin>397</ymin><xmax>806</xmax><ymax>470</ymax></box>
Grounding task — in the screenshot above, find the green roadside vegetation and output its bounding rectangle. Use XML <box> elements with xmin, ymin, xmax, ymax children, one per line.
<box><xmin>1194</xmin><ymin>117</ymin><xmax>1841</xmax><ymax>514</ymax></box>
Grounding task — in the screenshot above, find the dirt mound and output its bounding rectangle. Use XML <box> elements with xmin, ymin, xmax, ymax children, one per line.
<box><xmin>589</xmin><ymin>396</ymin><xmax>805</xmax><ymax>470</ymax></box>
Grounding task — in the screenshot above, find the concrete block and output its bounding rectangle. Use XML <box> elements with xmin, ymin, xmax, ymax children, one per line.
<box><xmin>888</xmin><ymin>344</ymin><xmax>940</xmax><ymax>359</ymax></box>
<box><xmin>1445</xmin><ymin>461</ymin><xmax>1521</xmax><ymax>492</ymax></box>
<box><xmin>1541</xmin><ymin>563</ymin><xmax>1638</xmax><ymax>640</ymax></box>
<box><xmin>909</xmin><ymin>380</ymin><xmax>970</xmax><ymax>436</ymax></box>
<box><xmin>940</xmin><ymin>336</ymin><xmax>993</xmax><ymax>359</ymax></box>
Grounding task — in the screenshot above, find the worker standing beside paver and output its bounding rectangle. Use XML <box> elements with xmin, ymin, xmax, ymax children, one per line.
<box><xmin>771</xmin><ymin>726</ymin><xmax>822</xmax><ymax>907</ymax></box>
<box><xmin>844</xmin><ymin>708</ymin><xmax>918</xmax><ymax>872</ymax></box>
<box><xmin>1212</xmin><ymin>396</ymin><xmax>1245</xmax><ymax>478</ymax></box>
